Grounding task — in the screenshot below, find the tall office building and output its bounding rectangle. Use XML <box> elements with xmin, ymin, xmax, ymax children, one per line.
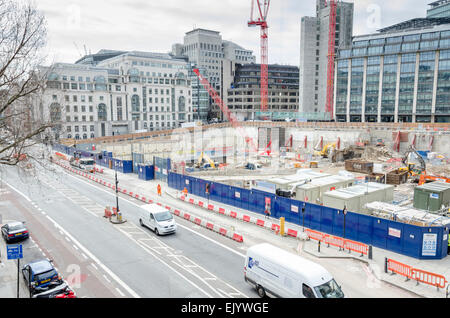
<box><xmin>427</xmin><ymin>0</ymin><xmax>450</xmax><ymax>18</ymax></box>
<box><xmin>226</xmin><ymin>64</ymin><xmax>299</xmax><ymax>121</ymax></box>
<box><xmin>299</xmin><ymin>0</ymin><xmax>354</xmax><ymax>119</ymax></box>
<box><xmin>335</xmin><ymin>17</ymin><xmax>450</xmax><ymax>123</ymax></box>
<box><xmin>173</xmin><ymin>28</ymin><xmax>256</xmax><ymax>121</ymax></box>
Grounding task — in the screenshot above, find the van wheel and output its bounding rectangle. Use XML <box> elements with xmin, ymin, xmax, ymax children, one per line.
<box><xmin>139</xmin><ymin>219</ymin><xmax>143</xmax><ymax>226</ymax></box>
<box><xmin>256</xmin><ymin>285</ymin><xmax>266</xmax><ymax>298</ymax></box>
<box><xmin>155</xmin><ymin>228</ymin><xmax>160</xmax><ymax>236</ymax></box>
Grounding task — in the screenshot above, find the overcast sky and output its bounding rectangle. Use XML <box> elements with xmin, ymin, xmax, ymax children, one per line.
<box><xmin>36</xmin><ymin>0</ymin><xmax>428</xmax><ymax>66</ymax></box>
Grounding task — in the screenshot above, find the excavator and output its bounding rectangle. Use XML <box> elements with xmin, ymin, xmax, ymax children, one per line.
<box><xmin>315</xmin><ymin>142</ymin><xmax>337</xmax><ymax>158</ymax></box>
<box><xmin>400</xmin><ymin>145</ymin><xmax>426</xmax><ymax>182</ymax></box>
<box><xmin>195</xmin><ymin>152</ymin><xmax>217</xmax><ymax>170</ymax></box>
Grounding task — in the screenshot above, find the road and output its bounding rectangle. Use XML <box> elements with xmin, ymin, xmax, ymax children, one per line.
<box><xmin>0</xmin><ymin>163</ymin><xmax>253</xmax><ymax>298</ymax></box>
<box><xmin>0</xmin><ymin>157</ymin><xmax>420</xmax><ymax>298</ymax></box>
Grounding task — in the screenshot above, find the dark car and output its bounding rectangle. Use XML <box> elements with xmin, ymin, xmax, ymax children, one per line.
<box><xmin>22</xmin><ymin>259</ymin><xmax>62</xmax><ymax>295</ymax></box>
<box><xmin>1</xmin><ymin>221</ymin><xmax>29</xmax><ymax>243</ymax></box>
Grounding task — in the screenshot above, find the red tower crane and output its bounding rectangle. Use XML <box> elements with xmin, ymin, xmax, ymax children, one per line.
<box><xmin>248</xmin><ymin>0</ymin><xmax>270</xmax><ymax>113</ymax></box>
<box><xmin>193</xmin><ymin>68</ymin><xmax>258</xmax><ymax>153</ymax></box>
<box><xmin>325</xmin><ymin>0</ymin><xmax>337</xmax><ymax>121</ymax></box>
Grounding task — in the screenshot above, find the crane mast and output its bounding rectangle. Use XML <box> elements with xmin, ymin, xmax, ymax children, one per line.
<box><xmin>248</xmin><ymin>0</ymin><xmax>270</xmax><ymax>113</ymax></box>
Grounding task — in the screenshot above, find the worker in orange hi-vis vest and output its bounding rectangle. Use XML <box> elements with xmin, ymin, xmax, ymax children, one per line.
<box><xmin>157</xmin><ymin>184</ymin><xmax>162</xmax><ymax>196</ymax></box>
<box><xmin>183</xmin><ymin>187</ymin><xmax>188</xmax><ymax>196</ymax></box>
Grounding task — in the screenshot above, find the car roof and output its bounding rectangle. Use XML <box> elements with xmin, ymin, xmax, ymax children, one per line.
<box><xmin>7</xmin><ymin>221</ymin><xmax>25</xmax><ymax>228</ymax></box>
<box><xmin>28</xmin><ymin>260</ymin><xmax>54</xmax><ymax>273</ymax></box>
<box><xmin>141</xmin><ymin>204</ymin><xmax>168</xmax><ymax>214</ymax></box>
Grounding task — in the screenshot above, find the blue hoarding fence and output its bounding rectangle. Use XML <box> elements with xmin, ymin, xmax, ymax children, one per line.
<box><xmin>138</xmin><ymin>164</ymin><xmax>155</xmax><ymax>181</ymax></box>
<box><xmin>168</xmin><ymin>172</ymin><xmax>449</xmax><ymax>260</ymax></box>
<box><xmin>154</xmin><ymin>157</ymin><xmax>171</xmax><ymax>182</ymax></box>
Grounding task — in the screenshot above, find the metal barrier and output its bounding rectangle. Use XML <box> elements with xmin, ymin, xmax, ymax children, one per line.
<box><xmin>305</xmin><ymin>229</ymin><xmax>369</xmax><ymax>256</ymax></box>
<box><xmin>386</xmin><ymin>258</ymin><xmax>448</xmax><ymax>290</ymax></box>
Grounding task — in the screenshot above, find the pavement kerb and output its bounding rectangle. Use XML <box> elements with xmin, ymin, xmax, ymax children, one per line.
<box><xmin>55</xmin><ymin>162</ymin><xmax>244</xmax><ymax>243</ymax></box>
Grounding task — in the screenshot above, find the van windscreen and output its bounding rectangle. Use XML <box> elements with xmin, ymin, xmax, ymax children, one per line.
<box><xmin>314</xmin><ymin>279</ymin><xmax>344</xmax><ymax>298</ymax></box>
<box><xmin>154</xmin><ymin>211</ymin><xmax>173</xmax><ymax>222</ymax></box>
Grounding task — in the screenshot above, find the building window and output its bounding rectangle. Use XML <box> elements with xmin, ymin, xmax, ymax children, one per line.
<box><xmin>98</xmin><ymin>103</ymin><xmax>107</xmax><ymax>121</ymax></box>
<box><xmin>131</xmin><ymin>95</ymin><xmax>140</xmax><ymax>112</ymax></box>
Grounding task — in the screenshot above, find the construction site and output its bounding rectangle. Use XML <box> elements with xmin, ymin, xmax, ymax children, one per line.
<box><xmin>67</xmin><ymin>120</ymin><xmax>450</xmax><ymax>228</ymax></box>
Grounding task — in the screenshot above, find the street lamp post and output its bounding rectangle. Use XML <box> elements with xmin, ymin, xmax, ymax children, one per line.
<box><xmin>301</xmin><ymin>203</ymin><xmax>306</xmax><ymax>232</ymax></box>
<box><xmin>113</xmin><ymin>131</ymin><xmax>119</xmax><ymax>216</ymax></box>
<box><xmin>343</xmin><ymin>205</ymin><xmax>348</xmax><ymax>238</ymax></box>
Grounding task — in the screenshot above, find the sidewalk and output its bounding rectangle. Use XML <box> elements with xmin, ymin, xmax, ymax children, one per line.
<box><xmin>169</xmin><ymin>189</ymin><xmax>450</xmax><ymax>298</ymax></box>
<box><xmin>72</xmin><ymin>164</ymin><xmax>450</xmax><ymax>298</ymax></box>
<box><xmin>0</xmin><ymin>240</ymin><xmax>31</xmax><ymax>298</ymax></box>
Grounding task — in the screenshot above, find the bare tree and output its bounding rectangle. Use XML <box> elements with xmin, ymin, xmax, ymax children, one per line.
<box><xmin>0</xmin><ymin>0</ymin><xmax>53</xmax><ymax>167</ymax></box>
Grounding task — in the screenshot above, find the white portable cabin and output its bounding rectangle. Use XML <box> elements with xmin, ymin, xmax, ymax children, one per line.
<box><xmin>266</xmin><ymin>170</ymin><xmax>330</xmax><ymax>191</ymax></box>
<box><xmin>322</xmin><ymin>182</ymin><xmax>394</xmax><ymax>213</ymax></box>
<box><xmin>294</xmin><ymin>175</ymin><xmax>355</xmax><ymax>204</ymax></box>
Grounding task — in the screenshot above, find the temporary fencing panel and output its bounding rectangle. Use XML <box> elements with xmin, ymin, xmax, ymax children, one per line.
<box><xmin>372</xmin><ymin>218</ymin><xmax>388</xmax><ymax>249</ymax></box>
<box><xmin>154</xmin><ymin>157</ymin><xmax>171</xmax><ymax>182</ymax></box>
<box><xmin>309</xmin><ymin>204</ymin><xmax>322</xmax><ymax>231</ymax></box>
<box><xmin>402</xmin><ymin>226</ymin><xmax>422</xmax><ymax>258</ymax></box>
<box><xmin>138</xmin><ymin>165</ymin><xmax>154</xmax><ymax>181</ymax></box>
<box><xmin>344</xmin><ymin>212</ymin><xmax>359</xmax><ymax>242</ymax></box>
<box><xmin>357</xmin><ymin>214</ymin><xmax>373</xmax><ymax>244</ymax></box>
<box><xmin>167</xmin><ymin>172</ymin><xmax>448</xmax><ymax>259</ymax></box>
<box><xmin>320</xmin><ymin>207</ymin><xmax>333</xmax><ymax>236</ymax></box>
<box><xmin>132</xmin><ymin>153</ymin><xmax>144</xmax><ymax>173</ymax></box>
<box><xmin>386</xmin><ymin>222</ymin><xmax>403</xmax><ymax>254</ymax></box>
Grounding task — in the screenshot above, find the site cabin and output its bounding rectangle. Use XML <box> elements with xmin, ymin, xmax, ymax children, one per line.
<box><xmin>244</xmin><ymin>243</ymin><xmax>344</xmax><ymax>298</ymax></box>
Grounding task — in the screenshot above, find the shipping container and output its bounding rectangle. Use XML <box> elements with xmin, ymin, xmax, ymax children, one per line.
<box><xmin>414</xmin><ymin>182</ymin><xmax>450</xmax><ymax>212</ymax></box>
<box><xmin>386</xmin><ymin>169</ymin><xmax>409</xmax><ymax>185</ymax></box>
<box><xmin>345</xmin><ymin>159</ymin><xmax>373</xmax><ymax>174</ymax></box>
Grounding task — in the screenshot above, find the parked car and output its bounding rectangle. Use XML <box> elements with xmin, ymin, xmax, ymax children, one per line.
<box><xmin>32</xmin><ymin>281</ymin><xmax>76</xmax><ymax>298</ymax></box>
<box><xmin>22</xmin><ymin>259</ymin><xmax>62</xmax><ymax>295</ymax></box>
<box><xmin>1</xmin><ymin>221</ymin><xmax>29</xmax><ymax>243</ymax></box>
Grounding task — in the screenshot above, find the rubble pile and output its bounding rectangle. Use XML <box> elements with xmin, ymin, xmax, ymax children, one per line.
<box><xmin>361</xmin><ymin>146</ymin><xmax>396</xmax><ymax>162</ymax></box>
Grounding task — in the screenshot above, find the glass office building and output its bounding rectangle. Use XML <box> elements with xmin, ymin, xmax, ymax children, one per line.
<box><xmin>428</xmin><ymin>1</ymin><xmax>450</xmax><ymax>18</ymax></box>
<box><xmin>335</xmin><ymin>20</ymin><xmax>450</xmax><ymax>123</ymax></box>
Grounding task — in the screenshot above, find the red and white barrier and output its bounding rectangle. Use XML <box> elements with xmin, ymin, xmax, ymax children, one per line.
<box><xmin>178</xmin><ymin>193</ymin><xmax>301</xmax><ymax>239</ymax></box>
<box><xmin>55</xmin><ymin>161</ymin><xmax>243</xmax><ymax>243</ymax></box>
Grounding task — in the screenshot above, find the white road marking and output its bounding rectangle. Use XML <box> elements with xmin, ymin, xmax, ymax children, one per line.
<box><xmin>116</xmin><ymin>288</ymin><xmax>125</xmax><ymax>297</ymax></box>
<box><xmin>91</xmin><ymin>263</ymin><xmax>98</xmax><ymax>270</ymax></box>
<box><xmin>2</xmin><ymin>179</ymin><xmax>141</xmax><ymax>299</ymax></box>
<box><xmin>62</xmin><ymin>169</ymin><xmax>247</xmax><ymax>259</ymax></box>
<box><xmin>103</xmin><ymin>275</ymin><xmax>111</xmax><ymax>283</ymax></box>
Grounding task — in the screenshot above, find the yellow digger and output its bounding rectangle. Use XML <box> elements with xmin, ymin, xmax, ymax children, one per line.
<box><xmin>195</xmin><ymin>152</ymin><xmax>217</xmax><ymax>170</ymax></box>
<box><xmin>315</xmin><ymin>142</ymin><xmax>337</xmax><ymax>158</ymax></box>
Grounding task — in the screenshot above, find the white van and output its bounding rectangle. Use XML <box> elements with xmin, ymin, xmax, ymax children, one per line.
<box><xmin>244</xmin><ymin>243</ymin><xmax>344</xmax><ymax>298</ymax></box>
<box><xmin>139</xmin><ymin>204</ymin><xmax>177</xmax><ymax>235</ymax></box>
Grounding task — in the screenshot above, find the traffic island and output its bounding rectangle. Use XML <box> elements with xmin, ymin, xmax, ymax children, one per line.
<box><xmin>104</xmin><ymin>206</ymin><xmax>127</xmax><ymax>224</ymax></box>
